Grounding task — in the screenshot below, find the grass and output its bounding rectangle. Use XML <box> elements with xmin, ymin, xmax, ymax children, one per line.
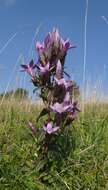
<box><xmin>0</xmin><ymin>99</ymin><xmax>108</xmax><ymax>189</ymax></box>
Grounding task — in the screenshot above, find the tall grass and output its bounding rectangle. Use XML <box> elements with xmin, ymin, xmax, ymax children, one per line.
<box><xmin>0</xmin><ymin>99</ymin><xmax>108</xmax><ymax>189</ymax></box>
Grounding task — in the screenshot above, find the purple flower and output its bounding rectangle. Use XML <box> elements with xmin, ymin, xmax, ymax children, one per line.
<box><xmin>27</xmin><ymin>122</ymin><xmax>37</xmax><ymax>135</ymax></box>
<box><xmin>43</xmin><ymin>121</ymin><xmax>59</xmax><ymax>134</ymax></box>
<box><xmin>21</xmin><ymin>60</ymin><xmax>36</xmax><ymax>76</ymax></box>
<box><xmin>36</xmin><ymin>42</ymin><xmax>44</xmax><ymax>55</ymax></box>
<box><xmin>50</xmin><ymin>102</ymin><xmax>72</xmax><ymax>114</ymax></box>
<box><xmin>50</xmin><ymin>92</ymin><xmax>72</xmax><ymax>114</ymax></box>
<box><xmin>38</xmin><ymin>62</ymin><xmax>50</xmax><ymax>75</ymax></box>
<box><xmin>36</xmin><ymin>29</ymin><xmax>75</xmax><ymax>67</ymax></box>
<box><xmin>63</xmin><ymin>91</ymin><xmax>71</xmax><ymax>105</ymax></box>
<box><xmin>54</xmin><ymin>77</ymin><xmax>73</xmax><ymax>91</ymax></box>
<box><xmin>56</xmin><ymin>60</ymin><xmax>62</xmax><ymax>79</ymax></box>
<box><xmin>52</xmin><ymin>29</ymin><xmax>60</xmax><ymax>46</ymax></box>
<box><xmin>62</xmin><ymin>39</ymin><xmax>75</xmax><ymax>50</ymax></box>
<box><xmin>67</xmin><ymin>101</ymin><xmax>80</xmax><ymax>122</ymax></box>
<box><xmin>44</xmin><ymin>32</ymin><xmax>52</xmax><ymax>48</ymax></box>
<box><xmin>54</xmin><ymin>77</ymin><xmax>66</xmax><ymax>86</ymax></box>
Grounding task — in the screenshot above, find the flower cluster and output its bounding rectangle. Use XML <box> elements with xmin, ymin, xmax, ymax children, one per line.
<box><xmin>21</xmin><ymin>28</ymin><xmax>79</xmax><ymax>136</ymax></box>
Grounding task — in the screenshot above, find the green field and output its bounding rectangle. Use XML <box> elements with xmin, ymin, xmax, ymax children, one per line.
<box><xmin>0</xmin><ymin>100</ymin><xmax>108</xmax><ymax>190</ymax></box>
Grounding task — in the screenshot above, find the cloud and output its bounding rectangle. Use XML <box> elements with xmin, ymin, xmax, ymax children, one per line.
<box><xmin>0</xmin><ymin>0</ymin><xmax>16</xmax><ymax>7</ymax></box>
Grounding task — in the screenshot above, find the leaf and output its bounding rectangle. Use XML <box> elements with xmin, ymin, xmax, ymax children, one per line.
<box><xmin>36</xmin><ymin>160</ymin><xmax>47</xmax><ymax>172</ymax></box>
<box><xmin>37</xmin><ymin>108</ymin><xmax>49</xmax><ymax>122</ymax></box>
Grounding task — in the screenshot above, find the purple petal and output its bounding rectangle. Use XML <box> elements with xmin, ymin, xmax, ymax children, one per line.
<box><xmin>35</xmin><ymin>62</ymin><xmax>40</xmax><ymax>70</ymax></box>
<box><xmin>64</xmin><ymin>40</ymin><xmax>72</xmax><ymax>50</ymax></box>
<box><xmin>39</xmin><ymin>62</ymin><xmax>50</xmax><ymax>74</ymax></box>
<box><xmin>43</xmin><ymin>124</ymin><xmax>47</xmax><ymax>132</ymax></box>
<box><xmin>32</xmin><ymin>64</ymin><xmax>37</xmax><ymax>69</ymax></box>
<box><xmin>47</xmin><ymin>128</ymin><xmax>53</xmax><ymax>134</ymax></box>
<box><xmin>21</xmin><ymin>64</ymin><xmax>28</xmax><ymax>69</ymax></box>
<box><xmin>43</xmin><ymin>122</ymin><xmax>59</xmax><ymax>134</ymax></box>
<box><xmin>65</xmin><ymin>39</ymin><xmax>76</xmax><ymax>49</ymax></box>
<box><xmin>47</xmin><ymin>122</ymin><xmax>53</xmax><ymax>130</ymax></box>
<box><xmin>36</xmin><ymin>42</ymin><xmax>44</xmax><ymax>53</ymax></box>
<box><xmin>54</xmin><ymin>77</ymin><xmax>66</xmax><ymax>86</ymax></box>
<box><xmin>44</xmin><ymin>32</ymin><xmax>52</xmax><ymax>47</ymax></box>
<box><xmin>39</xmin><ymin>66</ymin><xmax>46</xmax><ymax>73</ymax></box>
<box><xmin>27</xmin><ymin>122</ymin><xmax>37</xmax><ymax>135</ymax></box>
<box><xmin>52</xmin><ymin>127</ymin><xmax>59</xmax><ymax>133</ymax></box>
<box><xmin>45</xmin><ymin>62</ymin><xmax>50</xmax><ymax>70</ymax></box>
<box><xmin>64</xmin><ymin>92</ymin><xmax>70</xmax><ymax>105</ymax></box>
<box><xmin>52</xmin><ymin>28</ymin><xmax>59</xmax><ymax>42</ymax></box>
<box><xmin>56</xmin><ymin>60</ymin><xmax>62</xmax><ymax>78</ymax></box>
<box><xmin>50</xmin><ymin>103</ymin><xmax>63</xmax><ymax>114</ymax></box>
<box><xmin>50</xmin><ymin>102</ymin><xmax>72</xmax><ymax>114</ymax></box>
<box><xmin>43</xmin><ymin>122</ymin><xmax>53</xmax><ymax>134</ymax></box>
<box><xmin>29</xmin><ymin>60</ymin><xmax>34</xmax><ymax>67</ymax></box>
<box><xmin>63</xmin><ymin>104</ymin><xmax>72</xmax><ymax>112</ymax></box>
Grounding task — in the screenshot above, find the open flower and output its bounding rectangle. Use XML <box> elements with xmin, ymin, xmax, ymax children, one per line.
<box><xmin>50</xmin><ymin>102</ymin><xmax>72</xmax><ymax>114</ymax></box>
<box><xmin>43</xmin><ymin>121</ymin><xmax>59</xmax><ymax>134</ymax></box>
<box><xmin>38</xmin><ymin>62</ymin><xmax>50</xmax><ymax>75</ymax></box>
<box><xmin>54</xmin><ymin>77</ymin><xmax>73</xmax><ymax>93</ymax></box>
<box><xmin>61</xmin><ymin>38</ymin><xmax>76</xmax><ymax>51</ymax></box>
<box><xmin>54</xmin><ymin>77</ymin><xmax>66</xmax><ymax>86</ymax></box>
<box><xmin>50</xmin><ymin>92</ymin><xmax>72</xmax><ymax>114</ymax></box>
<box><xmin>21</xmin><ymin>60</ymin><xmax>36</xmax><ymax>76</ymax></box>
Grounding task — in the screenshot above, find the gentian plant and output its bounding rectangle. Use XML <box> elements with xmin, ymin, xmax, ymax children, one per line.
<box><xmin>21</xmin><ymin>28</ymin><xmax>80</xmax><ymax>173</ymax></box>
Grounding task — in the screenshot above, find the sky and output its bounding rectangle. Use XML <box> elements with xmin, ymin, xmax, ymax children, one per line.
<box><xmin>0</xmin><ymin>0</ymin><xmax>108</xmax><ymax>98</ymax></box>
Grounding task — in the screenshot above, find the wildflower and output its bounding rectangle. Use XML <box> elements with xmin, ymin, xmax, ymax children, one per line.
<box><xmin>54</xmin><ymin>77</ymin><xmax>66</xmax><ymax>86</ymax></box>
<box><xmin>50</xmin><ymin>92</ymin><xmax>72</xmax><ymax>114</ymax></box>
<box><xmin>27</xmin><ymin>122</ymin><xmax>37</xmax><ymax>135</ymax></box>
<box><xmin>21</xmin><ymin>60</ymin><xmax>36</xmax><ymax>76</ymax></box>
<box><xmin>36</xmin><ymin>29</ymin><xmax>75</xmax><ymax>67</ymax></box>
<box><xmin>61</xmin><ymin>38</ymin><xmax>75</xmax><ymax>51</ymax></box>
<box><xmin>50</xmin><ymin>101</ymin><xmax>72</xmax><ymax>114</ymax></box>
<box><xmin>66</xmin><ymin>102</ymin><xmax>80</xmax><ymax>124</ymax></box>
<box><xmin>43</xmin><ymin>121</ymin><xmax>59</xmax><ymax>134</ymax></box>
<box><xmin>21</xmin><ymin>28</ymin><xmax>79</xmax><ymax>140</ymax></box>
<box><xmin>52</xmin><ymin>29</ymin><xmax>60</xmax><ymax>47</ymax></box>
<box><xmin>38</xmin><ymin>62</ymin><xmax>50</xmax><ymax>75</ymax></box>
<box><xmin>54</xmin><ymin>77</ymin><xmax>72</xmax><ymax>89</ymax></box>
<box><xmin>36</xmin><ymin>42</ymin><xmax>44</xmax><ymax>55</ymax></box>
<box><xmin>44</xmin><ymin>32</ymin><xmax>52</xmax><ymax>48</ymax></box>
<box><xmin>63</xmin><ymin>91</ymin><xmax>71</xmax><ymax>105</ymax></box>
<box><xmin>56</xmin><ymin>60</ymin><xmax>62</xmax><ymax>79</ymax></box>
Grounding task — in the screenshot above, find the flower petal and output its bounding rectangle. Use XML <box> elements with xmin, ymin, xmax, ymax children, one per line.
<box><xmin>27</xmin><ymin>122</ymin><xmax>37</xmax><ymax>135</ymax></box>
<box><xmin>21</xmin><ymin>64</ymin><xmax>28</xmax><ymax>69</ymax></box>
<box><xmin>29</xmin><ymin>60</ymin><xmax>34</xmax><ymax>67</ymax></box>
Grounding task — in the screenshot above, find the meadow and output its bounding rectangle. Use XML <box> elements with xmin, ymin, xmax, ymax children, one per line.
<box><xmin>0</xmin><ymin>99</ymin><xmax>108</xmax><ymax>190</ymax></box>
<box><xmin>0</xmin><ymin>0</ymin><xmax>107</xmax><ymax>189</ymax></box>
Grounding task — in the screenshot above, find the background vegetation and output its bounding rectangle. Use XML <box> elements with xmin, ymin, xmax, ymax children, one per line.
<box><xmin>0</xmin><ymin>98</ymin><xmax>108</xmax><ymax>189</ymax></box>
